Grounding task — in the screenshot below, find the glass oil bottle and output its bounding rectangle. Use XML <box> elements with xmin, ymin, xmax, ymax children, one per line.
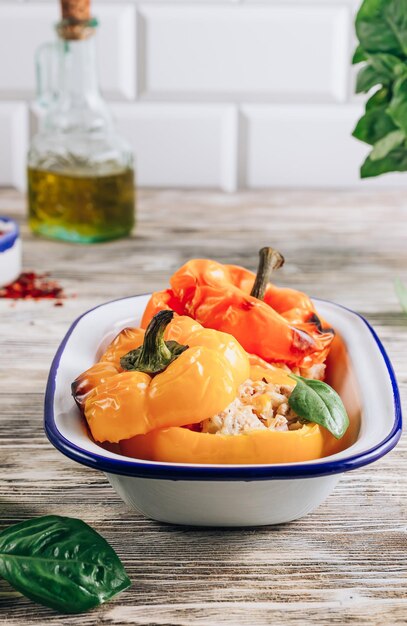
<box><xmin>27</xmin><ymin>2</ymin><xmax>135</xmax><ymax>243</ymax></box>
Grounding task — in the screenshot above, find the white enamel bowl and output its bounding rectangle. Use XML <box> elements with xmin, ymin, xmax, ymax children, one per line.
<box><xmin>45</xmin><ymin>295</ymin><xmax>402</xmax><ymax>527</ymax></box>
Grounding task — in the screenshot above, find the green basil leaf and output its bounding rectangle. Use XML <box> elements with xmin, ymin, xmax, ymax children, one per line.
<box><xmin>356</xmin><ymin>0</ymin><xmax>407</xmax><ymax>57</ymax></box>
<box><xmin>388</xmin><ymin>76</ymin><xmax>407</xmax><ymax>133</ymax></box>
<box><xmin>370</xmin><ymin>129</ymin><xmax>405</xmax><ymax>160</ymax></box>
<box><xmin>288</xmin><ymin>375</ymin><xmax>349</xmax><ymax>439</ymax></box>
<box><xmin>0</xmin><ymin>516</ymin><xmax>130</xmax><ymax>614</ymax></box>
<box><xmin>395</xmin><ymin>278</ymin><xmax>407</xmax><ymax>314</ymax></box>
<box><xmin>360</xmin><ymin>146</ymin><xmax>407</xmax><ymax>177</ymax></box>
<box><xmin>352</xmin><ymin>44</ymin><xmax>367</xmax><ymax>64</ymax></box>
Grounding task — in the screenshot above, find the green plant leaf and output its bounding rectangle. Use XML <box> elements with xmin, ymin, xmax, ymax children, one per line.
<box><xmin>388</xmin><ymin>76</ymin><xmax>407</xmax><ymax>133</ymax></box>
<box><xmin>355</xmin><ymin>62</ymin><xmax>389</xmax><ymax>93</ymax></box>
<box><xmin>0</xmin><ymin>516</ymin><xmax>131</xmax><ymax>614</ymax></box>
<box><xmin>352</xmin><ymin>44</ymin><xmax>367</xmax><ymax>64</ymax></box>
<box><xmin>354</xmin><ymin>1</ymin><xmax>407</xmax><ymax>177</ymax></box>
<box><xmin>361</xmin><ymin>146</ymin><xmax>407</xmax><ymax>176</ymax></box>
<box><xmin>288</xmin><ymin>375</ymin><xmax>349</xmax><ymax>439</ymax></box>
<box><xmin>370</xmin><ymin>129</ymin><xmax>405</xmax><ymax>160</ymax></box>
<box><xmin>366</xmin><ymin>86</ymin><xmax>391</xmax><ymax>110</ymax></box>
<box><xmin>395</xmin><ymin>278</ymin><xmax>407</xmax><ymax>314</ymax></box>
<box><xmin>368</xmin><ymin>52</ymin><xmax>407</xmax><ymax>78</ymax></box>
<box><xmin>356</xmin><ymin>0</ymin><xmax>407</xmax><ymax>57</ymax></box>
<box><xmin>353</xmin><ymin>95</ymin><xmax>397</xmax><ymax>145</ymax></box>
<box><xmin>356</xmin><ymin>53</ymin><xmax>407</xmax><ymax>94</ymax></box>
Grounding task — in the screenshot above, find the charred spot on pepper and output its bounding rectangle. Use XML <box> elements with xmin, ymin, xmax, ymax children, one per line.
<box><xmin>307</xmin><ymin>313</ymin><xmax>335</xmax><ymax>335</ymax></box>
<box><xmin>71</xmin><ymin>379</ymin><xmax>85</xmax><ymax>409</ymax></box>
<box><xmin>71</xmin><ymin>362</ymin><xmax>120</xmax><ymax>409</ymax></box>
<box><xmin>71</xmin><ymin>376</ymin><xmax>94</xmax><ymax>409</ymax></box>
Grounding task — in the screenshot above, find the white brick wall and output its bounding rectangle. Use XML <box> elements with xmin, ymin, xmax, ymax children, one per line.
<box><xmin>113</xmin><ymin>104</ymin><xmax>238</xmax><ymax>190</ymax></box>
<box><xmin>139</xmin><ymin>6</ymin><xmax>349</xmax><ymax>101</ymax></box>
<box><xmin>0</xmin><ymin>3</ymin><xmax>137</xmax><ymax>99</ymax></box>
<box><xmin>0</xmin><ymin>0</ymin><xmax>405</xmax><ymax>190</ymax></box>
<box><xmin>0</xmin><ymin>102</ymin><xmax>28</xmax><ymax>190</ymax></box>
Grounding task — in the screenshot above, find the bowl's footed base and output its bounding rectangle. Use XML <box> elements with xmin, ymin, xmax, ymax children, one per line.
<box><xmin>106</xmin><ymin>473</ymin><xmax>341</xmax><ymax>526</ymax></box>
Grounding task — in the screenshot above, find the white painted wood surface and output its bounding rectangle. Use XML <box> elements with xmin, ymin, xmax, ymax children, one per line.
<box><xmin>0</xmin><ymin>188</ymin><xmax>406</xmax><ymax>625</ymax></box>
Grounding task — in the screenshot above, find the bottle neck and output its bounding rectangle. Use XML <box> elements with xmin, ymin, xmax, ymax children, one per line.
<box><xmin>57</xmin><ymin>32</ymin><xmax>100</xmax><ymax>103</ymax></box>
<box><xmin>42</xmin><ymin>21</ymin><xmax>112</xmax><ymax>134</ymax></box>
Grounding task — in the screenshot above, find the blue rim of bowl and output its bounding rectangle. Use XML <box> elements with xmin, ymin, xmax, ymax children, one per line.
<box><xmin>0</xmin><ymin>217</ymin><xmax>19</xmax><ymax>253</ymax></box>
<box><xmin>44</xmin><ymin>296</ymin><xmax>402</xmax><ymax>481</ymax></box>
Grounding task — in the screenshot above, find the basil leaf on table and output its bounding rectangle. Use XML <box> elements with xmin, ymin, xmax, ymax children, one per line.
<box><xmin>288</xmin><ymin>375</ymin><xmax>349</xmax><ymax>440</ymax></box>
<box><xmin>0</xmin><ymin>515</ymin><xmax>130</xmax><ymax>614</ymax></box>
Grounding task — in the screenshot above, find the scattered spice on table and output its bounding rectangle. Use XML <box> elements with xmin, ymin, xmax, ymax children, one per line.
<box><xmin>0</xmin><ymin>271</ymin><xmax>66</xmax><ymax>305</ymax></box>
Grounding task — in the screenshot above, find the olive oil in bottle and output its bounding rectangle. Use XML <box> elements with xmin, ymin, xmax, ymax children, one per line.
<box><xmin>28</xmin><ymin>167</ymin><xmax>135</xmax><ymax>243</ymax></box>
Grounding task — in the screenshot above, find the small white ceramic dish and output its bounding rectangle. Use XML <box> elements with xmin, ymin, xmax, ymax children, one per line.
<box><xmin>0</xmin><ymin>217</ymin><xmax>22</xmax><ymax>287</ymax></box>
<box><xmin>45</xmin><ymin>295</ymin><xmax>401</xmax><ymax>527</ymax></box>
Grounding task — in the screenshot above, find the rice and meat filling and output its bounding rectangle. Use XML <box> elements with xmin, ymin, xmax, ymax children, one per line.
<box><xmin>201</xmin><ymin>378</ymin><xmax>304</xmax><ymax>435</ymax></box>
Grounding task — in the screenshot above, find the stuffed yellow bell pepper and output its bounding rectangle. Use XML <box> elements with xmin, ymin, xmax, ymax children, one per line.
<box><xmin>72</xmin><ymin>310</ymin><xmax>250</xmax><ymax>443</ymax></box>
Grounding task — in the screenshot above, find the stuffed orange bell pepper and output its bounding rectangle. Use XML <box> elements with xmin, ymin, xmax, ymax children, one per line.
<box><xmin>72</xmin><ymin>310</ymin><xmax>250</xmax><ymax>443</ymax></box>
<box><xmin>120</xmin><ymin>363</ymin><xmax>350</xmax><ymax>464</ymax></box>
<box><xmin>142</xmin><ymin>247</ymin><xmax>335</xmax><ymax>368</ymax></box>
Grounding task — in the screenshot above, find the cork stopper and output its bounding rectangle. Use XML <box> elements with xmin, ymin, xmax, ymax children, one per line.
<box><xmin>58</xmin><ymin>0</ymin><xmax>95</xmax><ymax>40</ymax></box>
<box><xmin>61</xmin><ymin>0</ymin><xmax>90</xmax><ymax>22</ymax></box>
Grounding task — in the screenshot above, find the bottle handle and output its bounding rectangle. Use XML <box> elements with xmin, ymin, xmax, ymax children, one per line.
<box><xmin>35</xmin><ymin>42</ymin><xmax>58</xmax><ymax>109</ymax></box>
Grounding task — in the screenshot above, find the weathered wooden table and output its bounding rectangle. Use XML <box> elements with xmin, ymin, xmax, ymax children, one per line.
<box><xmin>0</xmin><ymin>188</ymin><xmax>406</xmax><ymax>626</ymax></box>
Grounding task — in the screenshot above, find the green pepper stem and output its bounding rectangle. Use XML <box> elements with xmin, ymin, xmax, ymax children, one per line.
<box><xmin>140</xmin><ymin>310</ymin><xmax>174</xmax><ymax>366</ymax></box>
<box><xmin>250</xmin><ymin>247</ymin><xmax>284</xmax><ymax>300</ymax></box>
<box><xmin>120</xmin><ymin>310</ymin><xmax>189</xmax><ymax>374</ymax></box>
